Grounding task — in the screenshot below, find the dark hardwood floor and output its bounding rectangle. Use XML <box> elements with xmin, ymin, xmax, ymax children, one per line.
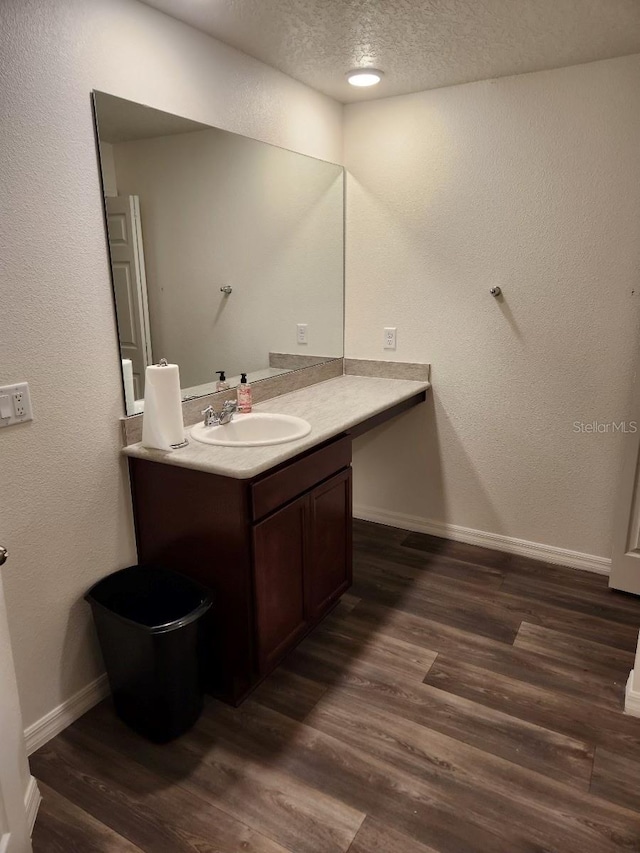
<box><xmin>31</xmin><ymin>520</ymin><xmax>640</xmax><ymax>852</ymax></box>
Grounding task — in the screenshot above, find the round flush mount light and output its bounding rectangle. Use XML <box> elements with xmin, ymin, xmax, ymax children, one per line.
<box><xmin>346</xmin><ymin>69</ymin><xmax>384</xmax><ymax>87</ymax></box>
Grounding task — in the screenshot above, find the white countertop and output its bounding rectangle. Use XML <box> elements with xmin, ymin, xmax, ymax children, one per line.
<box><xmin>123</xmin><ymin>374</ymin><xmax>430</xmax><ymax>480</ymax></box>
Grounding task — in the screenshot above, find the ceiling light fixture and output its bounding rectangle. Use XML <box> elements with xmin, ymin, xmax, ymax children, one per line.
<box><xmin>346</xmin><ymin>69</ymin><xmax>383</xmax><ymax>87</ymax></box>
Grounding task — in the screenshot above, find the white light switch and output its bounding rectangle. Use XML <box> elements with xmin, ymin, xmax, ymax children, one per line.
<box><xmin>0</xmin><ymin>383</ymin><xmax>33</xmax><ymax>428</ymax></box>
<box><xmin>297</xmin><ymin>323</ymin><xmax>308</xmax><ymax>345</ymax></box>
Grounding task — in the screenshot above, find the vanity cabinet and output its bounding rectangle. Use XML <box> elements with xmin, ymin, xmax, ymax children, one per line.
<box><xmin>128</xmin><ymin>435</ymin><xmax>352</xmax><ymax>705</ymax></box>
<box><xmin>253</xmin><ymin>468</ymin><xmax>352</xmax><ymax>671</ymax></box>
<box><xmin>127</xmin><ymin>388</ymin><xmax>428</xmax><ymax>705</ymax></box>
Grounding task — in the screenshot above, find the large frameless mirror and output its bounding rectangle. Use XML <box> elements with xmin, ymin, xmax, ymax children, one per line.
<box><xmin>93</xmin><ymin>92</ymin><xmax>344</xmax><ymax>415</ymax></box>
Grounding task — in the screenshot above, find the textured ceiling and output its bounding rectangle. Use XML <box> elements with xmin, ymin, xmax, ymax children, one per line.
<box><xmin>139</xmin><ymin>0</ymin><xmax>640</xmax><ymax>103</ymax></box>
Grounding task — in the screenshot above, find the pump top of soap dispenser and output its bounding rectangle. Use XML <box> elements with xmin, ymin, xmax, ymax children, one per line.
<box><xmin>215</xmin><ymin>370</ymin><xmax>230</xmax><ymax>392</ymax></box>
<box><xmin>240</xmin><ymin>373</ymin><xmax>247</xmax><ymax>383</ymax></box>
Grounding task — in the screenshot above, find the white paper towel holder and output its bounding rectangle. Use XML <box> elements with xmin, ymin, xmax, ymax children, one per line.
<box><xmin>157</xmin><ymin>358</ymin><xmax>189</xmax><ymax>449</ymax></box>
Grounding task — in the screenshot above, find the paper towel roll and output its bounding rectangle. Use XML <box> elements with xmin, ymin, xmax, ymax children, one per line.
<box><xmin>121</xmin><ymin>359</ymin><xmax>135</xmax><ymax>414</ymax></box>
<box><xmin>141</xmin><ymin>361</ymin><xmax>186</xmax><ymax>450</ymax></box>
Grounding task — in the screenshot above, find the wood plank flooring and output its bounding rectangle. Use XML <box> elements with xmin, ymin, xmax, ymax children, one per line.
<box><xmin>31</xmin><ymin>520</ymin><xmax>640</xmax><ymax>852</ymax></box>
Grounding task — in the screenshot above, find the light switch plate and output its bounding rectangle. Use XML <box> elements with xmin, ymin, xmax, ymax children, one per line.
<box><xmin>0</xmin><ymin>382</ymin><xmax>33</xmax><ymax>427</ymax></box>
<box><xmin>297</xmin><ymin>323</ymin><xmax>308</xmax><ymax>345</ymax></box>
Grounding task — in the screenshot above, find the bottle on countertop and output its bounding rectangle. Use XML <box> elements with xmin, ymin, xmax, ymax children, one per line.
<box><xmin>237</xmin><ymin>372</ymin><xmax>252</xmax><ymax>413</ymax></box>
<box><xmin>215</xmin><ymin>370</ymin><xmax>229</xmax><ymax>392</ymax></box>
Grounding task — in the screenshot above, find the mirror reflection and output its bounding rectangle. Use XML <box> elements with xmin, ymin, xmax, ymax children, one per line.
<box><xmin>93</xmin><ymin>92</ymin><xmax>344</xmax><ymax>415</ymax></box>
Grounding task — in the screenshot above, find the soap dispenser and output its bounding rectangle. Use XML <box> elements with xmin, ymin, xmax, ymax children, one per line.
<box><xmin>237</xmin><ymin>372</ymin><xmax>252</xmax><ymax>413</ymax></box>
<box><xmin>215</xmin><ymin>370</ymin><xmax>229</xmax><ymax>392</ymax></box>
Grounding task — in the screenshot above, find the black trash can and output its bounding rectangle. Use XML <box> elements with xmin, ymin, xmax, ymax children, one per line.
<box><xmin>86</xmin><ymin>565</ymin><xmax>212</xmax><ymax>742</ymax></box>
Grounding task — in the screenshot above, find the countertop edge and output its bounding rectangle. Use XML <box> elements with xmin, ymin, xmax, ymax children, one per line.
<box><xmin>123</xmin><ymin>376</ymin><xmax>430</xmax><ymax>480</ymax></box>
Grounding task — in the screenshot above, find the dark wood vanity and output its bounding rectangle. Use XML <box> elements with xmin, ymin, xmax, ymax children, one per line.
<box><xmin>128</xmin><ymin>391</ymin><xmax>425</xmax><ymax>705</ymax></box>
<box><xmin>97</xmin><ymin>89</ymin><xmax>431</xmax><ymax>706</ymax></box>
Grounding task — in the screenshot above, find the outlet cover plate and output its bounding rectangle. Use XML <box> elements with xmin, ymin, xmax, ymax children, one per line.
<box><xmin>0</xmin><ymin>382</ymin><xmax>33</xmax><ymax>427</ymax></box>
<box><xmin>384</xmin><ymin>327</ymin><xmax>397</xmax><ymax>350</ymax></box>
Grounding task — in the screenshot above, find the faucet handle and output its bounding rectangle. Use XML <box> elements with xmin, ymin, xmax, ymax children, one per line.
<box><xmin>201</xmin><ymin>405</ymin><xmax>218</xmax><ymax>427</ymax></box>
<box><xmin>222</xmin><ymin>399</ymin><xmax>237</xmax><ymax>413</ymax></box>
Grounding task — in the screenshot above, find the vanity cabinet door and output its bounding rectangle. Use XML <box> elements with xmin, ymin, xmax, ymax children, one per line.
<box><xmin>306</xmin><ymin>468</ymin><xmax>353</xmax><ymax>621</ymax></box>
<box><xmin>253</xmin><ymin>494</ymin><xmax>308</xmax><ymax>673</ymax></box>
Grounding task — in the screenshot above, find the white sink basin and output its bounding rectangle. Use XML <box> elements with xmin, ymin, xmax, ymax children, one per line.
<box><xmin>190</xmin><ymin>412</ymin><xmax>311</xmax><ymax>447</ymax></box>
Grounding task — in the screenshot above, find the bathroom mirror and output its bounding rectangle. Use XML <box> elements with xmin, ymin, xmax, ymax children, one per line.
<box><xmin>92</xmin><ymin>92</ymin><xmax>344</xmax><ymax>415</ymax></box>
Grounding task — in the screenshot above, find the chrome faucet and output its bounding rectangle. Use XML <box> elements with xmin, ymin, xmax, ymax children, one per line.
<box><xmin>202</xmin><ymin>399</ymin><xmax>237</xmax><ymax>427</ymax></box>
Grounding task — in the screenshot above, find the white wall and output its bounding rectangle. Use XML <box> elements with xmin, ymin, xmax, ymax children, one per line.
<box><xmin>345</xmin><ymin>54</ymin><xmax>640</xmax><ymax>560</ymax></box>
<box><xmin>112</xmin><ymin>126</ymin><xmax>343</xmax><ymax>387</ymax></box>
<box><xmin>0</xmin><ymin>0</ymin><xmax>342</xmax><ymax>731</ymax></box>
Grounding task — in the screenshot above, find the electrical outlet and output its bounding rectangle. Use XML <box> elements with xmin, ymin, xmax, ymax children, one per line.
<box><xmin>13</xmin><ymin>391</ymin><xmax>27</xmax><ymax>417</ymax></box>
<box><xmin>0</xmin><ymin>382</ymin><xmax>33</xmax><ymax>427</ymax></box>
<box><xmin>297</xmin><ymin>323</ymin><xmax>308</xmax><ymax>345</ymax></box>
<box><xmin>384</xmin><ymin>327</ymin><xmax>397</xmax><ymax>350</ymax></box>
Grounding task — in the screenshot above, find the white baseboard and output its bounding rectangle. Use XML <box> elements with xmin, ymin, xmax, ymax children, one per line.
<box><xmin>24</xmin><ymin>775</ymin><xmax>41</xmax><ymax>835</ymax></box>
<box><xmin>354</xmin><ymin>505</ymin><xmax>611</xmax><ymax>575</ymax></box>
<box><xmin>24</xmin><ymin>673</ymin><xmax>110</xmax><ymax>756</ymax></box>
<box><xmin>626</xmin><ymin>671</ymin><xmax>640</xmax><ymax>716</ymax></box>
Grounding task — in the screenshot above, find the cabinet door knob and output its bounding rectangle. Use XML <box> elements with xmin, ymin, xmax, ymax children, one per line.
<box><xmin>0</xmin><ymin>546</ymin><xmax>7</xmax><ymax>566</ymax></box>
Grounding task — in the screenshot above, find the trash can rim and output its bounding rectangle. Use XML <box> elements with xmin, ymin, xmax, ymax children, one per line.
<box><xmin>85</xmin><ymin>594</ymin><xmax>212</xmax><ymax>634</ymax></box>
<box><xmin>84</xmin><ymin>565</ymin><xmax>212</xmax><ymax>634</ymax></box>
